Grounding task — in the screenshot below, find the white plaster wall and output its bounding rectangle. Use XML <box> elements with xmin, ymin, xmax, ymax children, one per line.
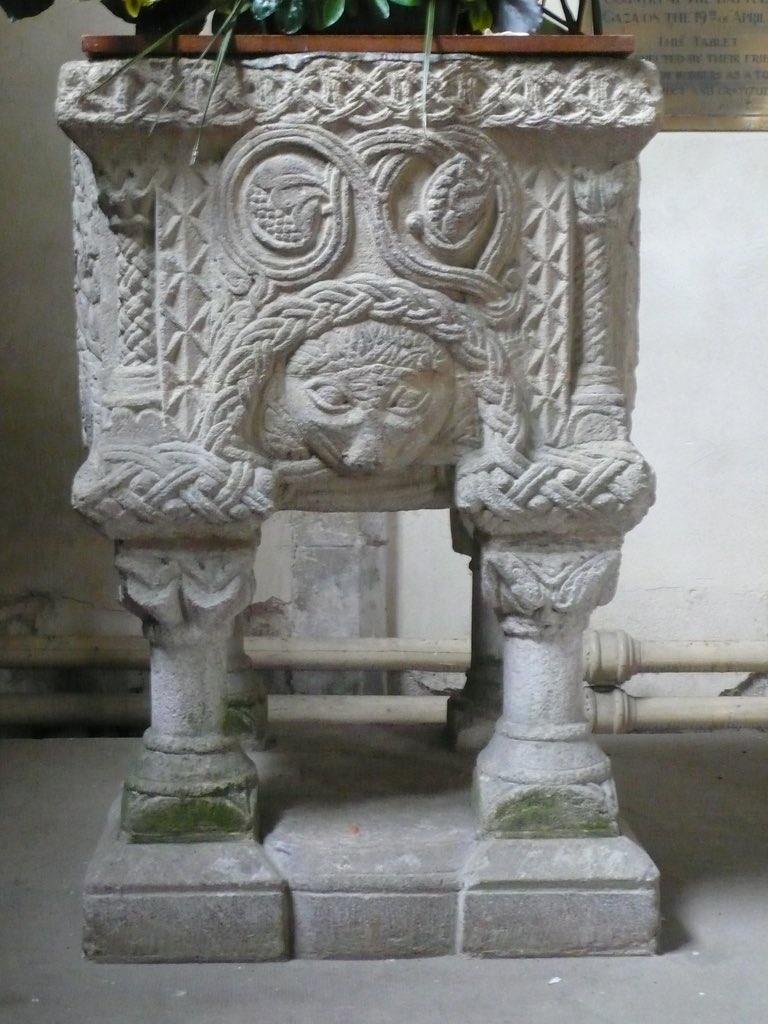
<box><xmin>598</xmin><ymin>130</ymin><xmax>768</xmax><ymax>694</ymax></box>
<box><xmin>399</xmin><ymin>132</ymin><xmax>768</xmax><ymax>660</ymax></box>
<box><xmin>2</xmin><ymin>5</ymin><xmax>768</xmax><ymax>692</ymax></box>
<box><xmin>600</xmin><ymin>131</ymin><xmax>768</xmax><ymax>644</ymax></box>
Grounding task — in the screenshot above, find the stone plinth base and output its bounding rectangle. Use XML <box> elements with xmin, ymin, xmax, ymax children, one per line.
<box><xmin>263</xmin><ymin>787</ymin><xmax>470</xmax><ymax>959</ymax></box>
<box><xmin>83</xmin><ymin>721</ymin><xmax>658</xmax><ymax>960</ymax></box>
<box><xmin>461</xmin><ymin>835</ymin><xmax>658</xmax><ymax>956</ymax></box>
<box><xmin>83</xmin><ymin>803</ymin><xmax>288</xmax><ymax>963</ymax></box>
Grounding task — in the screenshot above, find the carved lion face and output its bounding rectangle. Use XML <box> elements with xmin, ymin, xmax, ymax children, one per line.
<box><xmin>277</xmin><ymin>322</ymin><xmax>455</xmax><ymax>476</ymax></box>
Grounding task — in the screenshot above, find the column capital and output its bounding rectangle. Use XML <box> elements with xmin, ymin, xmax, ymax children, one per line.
<box><xmin>481</xmin><ymin>543</ymin><xmax>621</xmax><ymax>638</ymax></box>
<box><xmin>116</xmin><ymin>544</ymin><xmax>256</xmax><ymax>643</ymax></box>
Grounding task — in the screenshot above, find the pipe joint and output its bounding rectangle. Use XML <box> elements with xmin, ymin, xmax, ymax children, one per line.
<box><xmin>582</xmin><ymin>629</ymin><xmax>640</xmax><ymax>688</ymax></box>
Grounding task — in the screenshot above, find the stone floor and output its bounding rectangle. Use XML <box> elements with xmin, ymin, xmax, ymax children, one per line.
<box><xmin>2</xmin><ymin>726</ymin><xmax>768</xmax><ymax>1022</ymax></box>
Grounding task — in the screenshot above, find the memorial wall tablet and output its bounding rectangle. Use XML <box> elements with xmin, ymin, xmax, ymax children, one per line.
<box><xmin>603</xmin><ymin>0</ymin><xmax>768</xmax><ymax>128</ymax></box>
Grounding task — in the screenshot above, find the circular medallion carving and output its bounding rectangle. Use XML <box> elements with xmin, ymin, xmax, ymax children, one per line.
<box><xmin>218</xmin><ymin>125</ymin><xmax>354</xmax><ymax>284</ymax></box>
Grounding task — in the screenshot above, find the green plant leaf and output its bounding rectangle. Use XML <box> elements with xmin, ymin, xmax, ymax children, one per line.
<box><xmin>250</xmin><ymin>0</ymin><xmax>281</xmax><ymax>18</ymax></box>
<box><xmin>191</xmin><ymin>11</ymin><xmax>239</xmax><ymax>164</ymax></box>
<box><xmin>151</xmin><ymin>2</ymin><xmax>248</xmax><ymax>133</ymax></box>
<box><xmin>319</xmin><ymin>0</ymin><xmax>345</xmax><ymax>27</ymax></box>
<box><xmin>274</xmin><ymin>0</ymin><xmax>309</xmax><ymax>32</ymax></box>
<box><xmin>390</xmin><ymin>0</ymin><xmax>422</xmax><ymax>7</ymax></box>
<box><xmin>368</xmin><ymin>0</ymin><xmax>389</xmax><ymax>18</ymax></box>
<box><xmin>466</xmin><ymin>0</ymin><xmax>492</xmax><ymax>32</ymax></box>
<box><xmin>86</xmin><ymin>5</ymin><xmax>214</xmax><ymax>98</ymax></box>
<box><xmin>421</xmin><ymin>0</ymin><xmax>434</xmax><ymax>135</ymax></box>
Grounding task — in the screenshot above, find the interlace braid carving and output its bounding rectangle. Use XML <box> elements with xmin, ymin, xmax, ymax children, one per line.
<box><xmin>71</xmin><ymin>147</ymin><xmax>103</xmax><ymax>446</ymax></box>
<box><xmin>118</xmin><ymin>236</ymin><xmax>155</xmax><ymax>365</ymax></box>
<box><xmin>457</xmin><ymin>435</ymin><xmax>653</xmax><ymax>534</ymax></box>
<box><xmin>193</xmin><ymin>275</ymin><xmax>514</xmax><ymax>458</ymax></box>
<box><xmin>96</xmin><ymin>160</ymin><xmax>159</xmax><ymax>366</ymax></box>
<box><xmin>451</xmin><ymin>157</ymin><xmax>652</xmax><ymax>533</ymax></box>
<box><xmin>58</xmin><ymin>58</ymin><xmax>662</xmax><ymax>132</ymax></box>
<box><xmin>73</xmin><ymin>442</ymin><xmax>273</xmax><ymax>526</ymax></box>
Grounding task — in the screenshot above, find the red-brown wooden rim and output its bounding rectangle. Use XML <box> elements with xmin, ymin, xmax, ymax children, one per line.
<box><xmin>83</xmin><ymin>33</ymin><xmax>635</xmax><ymax>58</ymax></box>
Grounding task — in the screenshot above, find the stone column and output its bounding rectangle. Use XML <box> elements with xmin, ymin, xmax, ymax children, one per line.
<box><xmin>224</xmin><ymin>614</ymin><xmax>269</xmax><ymax>749</ymax></box>
<box><xmin>472</xmin><ymin>541</ymin><xmax>621</xmax><ymax>837</ymax></box>
<box><xmin>116</xmin><ymin>542</ymin><xmax>259</xmax><ymax>841</ymax></box>
<box><xmin>98</xmin><ymin>157</ymin><xmax>163</xmax><ymax>432</ymax></box>
<box><xmin>570</xmin><ymin>166</ymin><xmax>638</xmax><ymax>441</ymax></box>
<box><xmin>288</xmin><ymin>511</ymin><xmax>391</xmax><ymax>695</ymax></box>
<box><xmin>446</xmin><ymin>532</ymin><xmax>502</xmax><ymax>749</ymax></box>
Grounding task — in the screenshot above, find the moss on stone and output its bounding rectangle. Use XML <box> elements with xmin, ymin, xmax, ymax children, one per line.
<box><xmin>223</xmin><ymin>703</ymin><xmax>257</xmax><ymax>736</ymax></box>
<box><xmin>489</xmin><ymin>790</ymin><xmax>616</xmax><ymax>838</ymax></box>
<box><xmin>121</xmin><ymin>788</ymin><xmax>256</xmax><ymax>843</ymax></box>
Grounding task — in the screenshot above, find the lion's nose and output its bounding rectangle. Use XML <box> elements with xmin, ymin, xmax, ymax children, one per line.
<box><xmin>342</xmin><ymin>424</ymin><xmax>382</xmax><ymax>475</ymax></box>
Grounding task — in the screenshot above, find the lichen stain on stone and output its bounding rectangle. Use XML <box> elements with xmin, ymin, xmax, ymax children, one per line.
<box><xmin>489</xmin><ymin>790</ymin><xmax>617</xmax><ymax>838</ymax></box>
<box><xmin>121</xmin><ymin>790</ymin><xmax>254</xmax><ymax>843</ymax></box>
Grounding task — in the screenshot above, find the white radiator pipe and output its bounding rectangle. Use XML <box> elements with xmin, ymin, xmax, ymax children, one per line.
<box><xmin>2</xmin><ymin>631</ymin><xmax>768</xmax><ymax>681</ymax></box>
<box><xmin>0</xmin><ymin>635</ymin><xmax>468</xmax><ymax>673</ymax></box>
<box><xmin>585</xmin><ymin>691</ymin><xmax>768</xmax><ymax>733</ymax></box>
<box><xmin>2</xmin><ymin>632</ymin><xmax>768</xmax><ymax>734</ymax></box>
<box><xmin>1</xmin><ymin>691</ymin><xmax>767</xmax><ymax>734</ymax></box>
<box><xmin>582</xmin><ymin>629</ymin><xmax>768</xmax><ymax>685</ymax></box>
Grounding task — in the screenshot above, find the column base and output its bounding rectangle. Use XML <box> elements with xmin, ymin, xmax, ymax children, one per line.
<box><xmin>84</xmin><ymin>802</ymin><xmax>287</xmax><ymax>962</ymax></box>
<box><xmin>446</xmin><ymin>692</ymin><xmax>500</xmax><ymax>752</ymax></box>
<box><xmin>121</xmin><ymin>741</ymin><xmax>258</xmax><ymax>842</ymax></box>
<box><xmin>262</xmin><ymin>797</ymin><xmax>654</xmax><ymax>958</ymax></box>
<box><xmin>473</xmin><ymin>775</ymin><xmax>620</xmax><ymax>838</ymax></box>
<box><xmin>473</xmin><ymin>724</ymin><xmax>620</xmax><ymax>837</ymax></box>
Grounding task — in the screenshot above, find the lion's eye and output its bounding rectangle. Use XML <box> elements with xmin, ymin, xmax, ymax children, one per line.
<box><xmin>305</xmin><ymin>381</ymin><xmax>352</xmax><ymax>413</ymax></box>
<box><xmin>387</xmin><ymin>385</ymin><xmax>426</xmax><ymax>414</ymax></box>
